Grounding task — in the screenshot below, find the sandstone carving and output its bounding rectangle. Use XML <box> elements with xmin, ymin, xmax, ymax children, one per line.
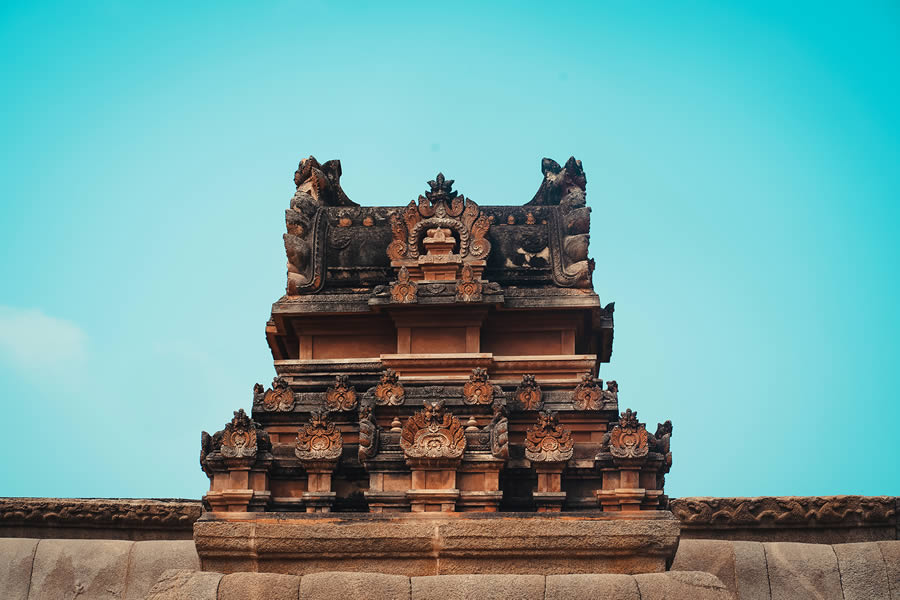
<box><xmin>670</xmin><ymin>496</ymin><xmax>899</xmax><ymax>527</ymax></box>
<box><xmin>293</xmin><ymin>156</ymin><xmax>357</xmax><ymax>207</ymax></box>
<box><xmin>325</xmin><ymin>375</ymin><xmax>357</xmax><ymax>411</ymax></box>
<box><xmin>463</xmin><ymin>368</ymin><xmax>494</xmax><ymax>405</ymax></box>
<box><xmin>455</xmin><ymin>263</ymin><xmax>483</xmax><ymax>302</ymax></box>
<box><xmin>374</xmin><ymin>369</ymin><xmax>405</xmax><ymax>406</ymax></box>
<box><xmin>608</xmin><ymin>409</ymin><xmax>649</xmax><ymax>459</ymax></box>
<box><xmin>573</xmin><ymin>372</ymin><xmax>602</xmax><ymax>410</ymax></box>
<box><xmin>400</xmin><ymin>400</ymin><xmax>466</xmax><ymax>459</ymax></box>
<box><xmin>217</xmin><ymin>409</ymin><xmax>268</xmax><ymax>459</ymax></box>
<box><xmin>253</xmin><ymin>376</ymin><xmax>295</xmax><ymax>412</ymax></box>
<box><xmin>516</xmin><ymin>374</ymin><xmax>543</xmax><ymax>410</ymax></box>
<box><xmin>489</xmin><ymin>397</ymin><xmax>509</xmax><ymax>459</ymax></box>
<box><xmin>358</xmin><ymin>401</ymin><xmax>379</xmax><ymax>463</ymax></box>
<box><xmin>390</xmin><ymin>266</ymin><xmax>418</xmax><ymax>303</ymax></box>
<box><xmin>525</xmin><ymin>411</ymin><xmax>574</xmax><ymax>463</ymax></box>
<box><xmin>295</xmin><ymin>409</ymin><xmax>343</xmax><ymax>461</ymax></box>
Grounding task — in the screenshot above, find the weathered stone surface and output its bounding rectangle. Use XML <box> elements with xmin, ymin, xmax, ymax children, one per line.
<box><xmin>124</xmin><ymin>540</ymin><xmax>201</xmax><ymax>600</ymax></box>
<box><xmin>634</xmin><ymin>571</ymin><xmax>734</xmax><ymax>600</ymax></box>
<box><xmin>671</xmin><ymin>539</ymin><xmax>737</xmax><ymax>596</ymax></box>
<box><xmin>195</xmin><ymin>513</ymin><xmax>680</xmax><ymax>576</ymax></box>
<box><xmin>764</xmin><ymin>542</ymin><xmax>842</xmax><ymax>600</ymax></box>
<box><xmin>732</xmin><ymin>541</ymin><xmax>771</xmax><ymax>600</ymax></box>
<box><xmin>300</xmin><ymin>572</ymin><xmax>409</xmax><ymax>600</ymax></box>
<box><xmin>28</xmin><ymin>538</ymin><xmax>132</xmax><ymax>600</ymax></box>
<box><xmin>0</xmin><ymin>498</ymin><xmax>201</xmax><ymax>541</ymax></box>
<box><xmin>145</xmin><ymin>569</ymin><xmax>222</xmax><ymax>600</ymax></box>
<box><xmin>672</xmin><ymin>496</ymin><xmax>899</xmax><ymax>544</ymax></box>
<box><xmin>834</xmin><ymin>542</ymin><xmax>891</xmax><ymax>600</ymax></box>
<box><xmin>878</xmin><ymin>541</ymin><xmax>900</xmax><ymax>599</ymax></box>
<box><xmin>544</xmin><ymin>574</ymin><xmax>639</xmax><ymax>599</ymax></box>
<box><xmin>218</xmin><ymin>572</ymin><xmax>300</xmax><ymax>600</ymax></box>
<box><xmin>0</xmin><ymin>537</ymin><xmax>38</xmax><ymax>599</ymax></box>
<box><xmin>411</xmin><ymin>574</ymin><xmax>543</xmax><ymax>600</ymax></box>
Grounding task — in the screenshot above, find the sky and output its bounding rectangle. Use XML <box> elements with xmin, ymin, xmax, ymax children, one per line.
<box><xmin>1</xmin><ymin>1</ymin><xmax>898</xmax><ymax>500</ymax></box>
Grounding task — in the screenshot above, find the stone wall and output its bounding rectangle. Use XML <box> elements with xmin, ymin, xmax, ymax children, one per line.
<box><xmin>3</xmin><ymin>537</ymin><xmax>899</xmax><ymax>599</ymax></box>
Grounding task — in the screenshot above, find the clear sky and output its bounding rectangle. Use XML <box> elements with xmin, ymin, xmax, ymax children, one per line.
<box><xmin>1</xmin><ymin>1</ymin><xmax>898</xmax><ymax>500</ymax></box>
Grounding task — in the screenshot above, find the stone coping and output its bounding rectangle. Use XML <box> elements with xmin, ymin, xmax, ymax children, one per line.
<box><xmin>194</xmin><ymin>511</ymin><xmax>681</xmax><ymax>576</ymax></box>
<box><xmin>0</xmin><ymin>497</ymin><xmax>202</xmax><ymax>540</ymax></box>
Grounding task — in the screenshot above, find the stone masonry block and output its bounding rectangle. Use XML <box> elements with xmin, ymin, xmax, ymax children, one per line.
<box><xmin>300</xmin><ymin>571</ymin><xmax>410</xmax><ymax>600</ymax></box>
<box><xmin>0</xmin><ymin>538</ymin><xmax>39</xmax><ymax>600</ymax></box>
<box><xmin>544</xmin><ymin>573</ymin><xmax>640</xmax><ymax>599</ymax></box>
<box><xmin>732</xmin><ymin>541</ymin><xmax>771</xmax><ymax>600</ymax></box>
<box><xmin>124</xmin><ymin>540</ymin><xmax>201</xmax><ymax>600</ymax></box>
<box><xmin>634</xmin><ymin>571</ymin><xmax>734</xmax><ymax>600</ymax></box>
<box><xmin>27</xmin><ymin>538</ymin><xmax>132</xmax><ymax>600</ymax></box>
<box><xmin>671</xmin><ymin>539</ymin><xmax>737</xmax><ymax>596</ymax></box>
<box><xmin>146</xmin><ymin>569</ymin><xmax>223</xmax><ymax>600</ymax></box>
<box><xmin>411</xmin><ymin>574</ymin><xmax>544</xmax><ymax>600</ymax></box>
<box><xmin>878</xmin><ymin>541</ymin><xmax>900</xmax><ymax>600</ymax></box>
<box><xmin>764</xmin><ymin>542</ymin><xmax>842</xmax><ymax>600</ymax></box>
<box><xmin>833</xmin><ymin>542</ymin><xmax>891</xmax><ymax>600</ymax></box>
<box><xmin>219</xmin><ymin>572</ymin><xmax>300</xmax><ymax>600</ymax></box>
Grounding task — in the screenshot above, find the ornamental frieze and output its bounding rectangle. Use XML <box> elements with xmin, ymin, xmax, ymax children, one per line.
<box><xmin>295</xmin><ymin>410</ymin><xmax>343</xmax><ymax>461</ymax></box>
<box><xmin>374</xmin><ymin>369</ymin><xmax>405</xmax><ymax>406</ymax></box>
<box><xmin>325</xmin><ymin>375</ymin><xmax>357</xmax><ymax>411</ymax></box>
<box><xmin>525</xmin><ymin>411</ymin><xmax>574</xmax><ymax>463</ymax></box>
<box><xmin>400</xmin><ymin>400</ymin><xmax>466</xmax><ymax>459</ymax></box>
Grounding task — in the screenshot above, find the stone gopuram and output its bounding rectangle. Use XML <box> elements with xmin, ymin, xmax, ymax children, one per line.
<box><xmin>194</xmin><ymin>156</ymin><xmax>680</xmax><ymax>575</ymax></box>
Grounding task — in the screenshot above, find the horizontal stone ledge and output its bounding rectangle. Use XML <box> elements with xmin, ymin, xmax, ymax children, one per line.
<box><xmin>194</xmin><ymin>511</ymin><xmax>680</xmax><ymax>576</ymax></box>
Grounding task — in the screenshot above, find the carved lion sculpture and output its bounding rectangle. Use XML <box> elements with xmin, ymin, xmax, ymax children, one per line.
<box><xmin>527</xmin><ymin>156</ymin><xmax>586</xmax><ymax>209</ymax></box>
<box><xmin>292</xmin><ymin>156</ymin><xmax>357</xmax><ymax>207</ymax></box>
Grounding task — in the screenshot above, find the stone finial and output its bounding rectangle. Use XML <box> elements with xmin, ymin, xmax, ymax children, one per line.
<box><xmin>609</xmin><ymin>409</ymin><xmax>649</xmax><ymax>459</ymax></box>
<box><xmin>390</xmin><ymin>267</ymin><xmax>418</xmax><ymax>303</ymax></box>
<box><xmin>525</xmin><ymin>411</ymin><xmax>574</xmax><ymax>463</ymax></box>
<box><xmin>573</xmin><ymin>372</ymin><xmax>602</xmax><ymax>410</ymax></box>
<box><xmin>221</xmin><ymin>409</ymin><xmax>259</xmax><ymax>459</ymax></box>
<box><xmin>374</xmin><ymin>369</ymin><xmax>405</xmax><ymax>406</ymax></box>
<box><xmin>325</xmin><ymin>375</ymin><xmax>357</xmax><ymax>411</ymax></box>
<box><xmin>254</xmin><ymin>376</ymin><xmax>295</xmax><ymax>412</ymax></box>
<box><xmin>295</xmin><ymin>410</ymin><xmax>343</xmax><ymax>461</ymax></box>
<box><xmin>400</xmin><ymin>400</ymin><xmax>466</xmax><ymax>459</ymax></box>
<box><xmin>516</xmin><ymin>374</ymin><xmax>543</xmax><ymax>411</ymax></box>
<box><xmin>463</xmin><ymin>368</ymin><xmax>493</xmax><ymax>405</ymax></box>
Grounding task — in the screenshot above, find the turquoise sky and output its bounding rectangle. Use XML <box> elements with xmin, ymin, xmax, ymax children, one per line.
<box><xmin>1</xmin><ymin>1</ymin><xmax>898</xmax><ymax>499</ymax></box>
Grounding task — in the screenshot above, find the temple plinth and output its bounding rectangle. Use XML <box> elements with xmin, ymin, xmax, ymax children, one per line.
<box><xmin>197</xmin><ymin>155</ymin><xmax>677</xmax><ymax>574</ymax></box>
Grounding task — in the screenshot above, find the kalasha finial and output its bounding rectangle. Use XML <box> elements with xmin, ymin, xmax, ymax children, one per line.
<box><xmin>425</xmin><ymin>172</ymin><xmax>458</xmax><ymax>202</ymax></box>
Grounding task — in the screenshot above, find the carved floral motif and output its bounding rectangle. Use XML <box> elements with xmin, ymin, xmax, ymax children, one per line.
<box><xmin>400</xmin><ymin>400</ymin><xmax>466</xmax><ymax>459</ymax></box>
<box><xmin>573</xmin><ymin>373</ymin><xmax>602</xmax><ymax>410</ymax></box>
<box><xmin>295</xmin><ymin>410</ymin><xmax>343</xmax><ymax>461</ymax></box>
<box><xmin>525</xmin><ymin>411</ymin><xmax>574</xmax><ymax>463</ymax></box>
<box><xmin>670</xmin><ymin>496</ymin><xmax>898</xmax><ymax>528</ymax></box>
<box><xmin>390</xmin><ymin>267</ymin><xmax>418</xmax><ymax>303</ymax></box>
<box><xmin>374</xmin><ymin>369</ymin><xmax>405</xmax><ymax>406</ymax></box>
<box><xmin>516</xmin><ymin>374</ymin><xmax>543</xmax><ymax>410</ymax></box>
<box><xmin>608</xmin><ymin>409</ymin><xmax>649</xmax><ymax>459</ymax></box>
<box><xmin>254</xmin><ymin>376</ymin><xmax>295</xmax><ymax>412</ymax></box>
<box><xmin>463</xmin><ymin>368</ymin><xmax>494</xmax><ymax>405</ymax></box>
<box><xmin>387</xmin><ymin>174</ymin><xmax>491</xmax><ymax>262</ymax></box>
<box><xmin>455</xmin><ymin>264</ymin><xmax>482</xmax><ymax>302</ymax></box>
<box><xmin>221</xmin><ymin>409</ymin><xmax>259</xmax><ymax>458</ymax></box>
<box><xmin>325</xmin><ymin>375</ymin><xmax>358</xmax><ymax>411</ymax></box>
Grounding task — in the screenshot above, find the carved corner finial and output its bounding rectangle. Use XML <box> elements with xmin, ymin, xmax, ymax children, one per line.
<box><xmin>516</xmin><ymin>374</ymin><xmax>543</xmax><ymax>410</ymax></box>
<box><xmin>293</xmin><ymin>156</ymin><xmax>357</xmax><ymax>207</ymax></box>
<box><xmin>374</xmin><ymin>369</ymin><xmax>405</xmax><ymax>406</ymax></box>
<box><xmin>425</xmin><ymin>173</ymin><xmax>458</xmax><ymax>203</ymax></box>
<box><xmin>455</xmin><ymin>263</ymin><xmax>483</xmax><ymax>302</ymax></box>
<box><xmin>400</xmin><ymin>400</ymin><xmax>466</xmax><ymax>459</ymax></box>
<box><xmin>325</xmin><ymin>375</ymin><xmax>357</xmax><ymax>411</ymax></box>
<box><xmin>254</xmin><ymin>376</ymin><xmax>295</xmax><ymax>412</ymax></box>
<box><xmin>525</xmin><ymin>410</ymin><xmax>574</xmax><ymax>463</ymax></box>
<box><xmin>463</xmin><ymin>368</ymin><xmax>493</xmax><ymax>405</ymax></box>
<box><xmin>573</xmin><ymin>372</ymin><xmax>602</xmax><ymax>410</ymax></box>
<box><xmin>295</xmin><ymin>409</ymin><xmax>343</xmax><ymax>461</ymax></box>
<box><xmin>608</xmin><ymin>408</ymin><xmax>649</xmax><ymax>459</ymax></box>
<box><xmin>391</xmin><ymin>266</ymin><xmax>418</xmax><ymax>303</ymax></box>
<box><xmin>220</xmin><ymin>409</ymin><xmax>263</xmax><ymax>459</ymax></box>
